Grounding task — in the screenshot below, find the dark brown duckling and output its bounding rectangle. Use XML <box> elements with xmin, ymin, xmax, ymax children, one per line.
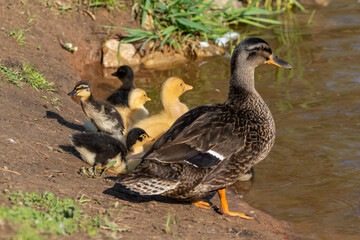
<box><xmin>70</xmin><ymin>128</ymin><xmax>154</xmax><ymax>174</ymax></box>
<box><xmin>116</xmin><ymin>37</ymin><xmax>292</xmax><ymax>218</ymax></box>
<box><xmin>107</xmin><ymin>65</ymin><xmax>136</xmax><ymax>107</ymax></box>
<box><xmin>68</xmin><ymin>81</ymin><xmax>125</xmax><ymax>142</ymax></box>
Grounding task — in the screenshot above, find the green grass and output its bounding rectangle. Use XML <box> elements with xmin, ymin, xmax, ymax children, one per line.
<box><xmin>0</xmin><ymin>62</ymin><xmax>56</xmax><ymax>92</ymax></box>
<box><xmin>102</xmin><ymin>0</ymin><xmax>305</xmax><ymax>53</ymax></box>
<box><xmin>250</xmin><ymin>0</ymin><xmax>306</xmax><ymax>11</ymax></box>
<box><xmin>0</xmin><ymin>190</ymin><xmax>128</xmax><ymax>239</ymax></box>
<box><xmin>165</xmin><ymin>212</ymin><xmax>171</xmax><ymax>234</ymax></box>
<box><xmin>42</xmin><ymin>0</ymin><xmax>126</xmax><ymax>11</ymax></box>
<box><xmin>9</xmin><ymin>29</ymin><xmax>27</xmax><ymax>46</ymax></box>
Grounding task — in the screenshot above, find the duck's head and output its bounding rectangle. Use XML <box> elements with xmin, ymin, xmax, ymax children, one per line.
<box><xmin>111</xmin><ymin>65</ymin><xmax>135</xmax><ymax>88</ymax></box>
<box><xmin>129</xmin><ymin>88</ymin><xmax>151</xmax><ymax>109</ymax></box>
<box><xmin>230</xmin><ymin>37</ymin><xmax>291</xmax><ymax>91</ymax></box>
<box><xmin>68</xmin><ymin>81</ymin><xmax>92</xmax><ymax>100</ymax></box>
<box><xmin>162</xmin><ymin>77</ymin><xmax>193</xmax><ymax>100</ymax></box>
<box><xmin>126</xmin><ymin>128</ymin><xmax>155</xmax><ymax>153</ymax></box>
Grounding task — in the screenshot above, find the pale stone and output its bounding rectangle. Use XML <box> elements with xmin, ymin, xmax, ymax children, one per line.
<box><xmin>102</xmin><ymin>39</ymin><xmax>141</xmax><ymax>68</ymax></box>
<box><xmin>193</xmin><ymin>44</ymin><xmax>225</xmax><ymax>58</ymax></box>
<box><xmin>208</xmin><ymin>0</ymin><xmax>243</xmax><ymax>9</ymax></box>
<box><xmin>141</xmin><ymin>52</ymin><xmax>188</xmax><ymax>70</ymax></box>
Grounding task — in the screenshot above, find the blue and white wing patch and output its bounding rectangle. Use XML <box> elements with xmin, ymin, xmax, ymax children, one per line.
<box><xmin>185</xmin><ymin>149</ymin><xmax>225</xmax><ymax>168</ymax></box>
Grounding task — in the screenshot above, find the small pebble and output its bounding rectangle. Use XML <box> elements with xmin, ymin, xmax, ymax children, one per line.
<box><xmin>199</xmin><ymin>41</ymin><xmax>210</xmax><ymax>48</ymax></box>
<box><xmin>7</xmin><ymin>138</ymin><xmax>16</xmax><ymax>144</ymax></box>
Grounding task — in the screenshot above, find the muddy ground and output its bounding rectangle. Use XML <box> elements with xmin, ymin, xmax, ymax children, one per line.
<box><xmin>0</xmin><ymin>1</ymin><xmax>299</xmax><ymax>239</ymax></box>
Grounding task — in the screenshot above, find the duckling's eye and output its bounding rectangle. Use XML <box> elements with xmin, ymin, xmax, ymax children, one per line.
<box><xmin>179</xmin><ymin>83</ymin><xmax>182</xmax><ymax>86</ymax></box>
<box><xmin>144</xmin><ymin>94</ymin><xmax>146</xmax><ymax>97</ymax></box>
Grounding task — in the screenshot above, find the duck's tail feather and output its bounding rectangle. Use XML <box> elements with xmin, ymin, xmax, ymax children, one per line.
<box><xmin>116</xmin><ymin>161</ymin><xmax>180</xmax><ymax>195</ymax></box>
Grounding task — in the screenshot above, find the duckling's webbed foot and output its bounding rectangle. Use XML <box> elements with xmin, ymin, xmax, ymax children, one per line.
<box><xmin>78</xmin><ymin>166</ymin><xmax>97</xmax><ymax>178</ymax></box>
<box><xmin>192</xmin><ymin>200</ymin><xmax>212</xmax><ymax>209</ymax></box>
<box><xmin>96</xmin><ymin>165</ymin><xmax>120</xmax><ymax>175</ymax></box>
<box><xmin>218</xmin><ymin>188</ymin><xmax>253</xmax><ymax>219</ymax></box>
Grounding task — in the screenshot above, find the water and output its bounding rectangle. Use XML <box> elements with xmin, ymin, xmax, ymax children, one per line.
<box><xmin>81</xmin><ymin>1</ymin><xmax>360</xmax><ymax>239</ymax></box>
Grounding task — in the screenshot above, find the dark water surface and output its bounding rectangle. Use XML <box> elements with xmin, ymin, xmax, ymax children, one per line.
<box><xmin>83</xmin><ymin>1</ymin><xmax>360</xmax><ymax>239</ymax></box>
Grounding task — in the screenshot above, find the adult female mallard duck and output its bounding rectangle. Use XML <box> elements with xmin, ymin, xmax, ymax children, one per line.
<box><xmin>116</xmin><ymin>88</ymin><xmax>151</xmax><ymax>132</ymax></box>
<box><xmin>68</xmin><ymin>81</ymin><xmax>125</xmax><ymax>142</ymax></box>
<box><xmin>117</xmin><ymin>37</ymin><xmax>291</xmax><ymax>218</ymax></box>
<box><xmin>70</xmin><ymin>128</ymin><xmax>154</xmax><ymax>174</ymax></box>
<box><xmin>131</xmin><ymin>77</ymin><xmax>193</xmax><ymax>142</ymax></box>
<box><xmin>107</xmin><ymin>65</ymin><xmax>136</xmax><ymax>107</ymax></box>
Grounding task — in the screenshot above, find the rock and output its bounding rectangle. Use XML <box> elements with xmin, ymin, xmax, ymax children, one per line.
<box><xmin>193</xmin><ymin>44</ymin><xmax>225</xmax><ymax>58</ymax></box>
<box><xmin>102</xmin><ymin>39</ymin><xmax>141</xmax><ymax>68</ymax></box>
<box><xmin>299</xmin><ymin>0</ymin><xmax>331</xmax><ymax>6</ymax></box>
<box><xmin>141</xmin><ymin>52</ymin><xmax>188</xmax><ymax>70</ymax></box>
<box><xmin>209</xmin><ymin>0</ymin><xmax>243</xmax><ymax>9</ymax></box>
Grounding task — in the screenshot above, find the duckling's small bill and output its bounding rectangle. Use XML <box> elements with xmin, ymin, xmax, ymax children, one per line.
<box><xmin>68</xmin><ymin>89</ymin><xmax>77</xmax><ymax>96</ymax></box>
<box><xmin>266</xmin><ymin>54</ymin><xmax>292</xmax><ymax>69</ymax></box>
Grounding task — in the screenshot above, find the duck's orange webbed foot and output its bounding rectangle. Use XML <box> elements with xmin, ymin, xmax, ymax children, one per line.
<box><xmin>192</xmin><ymin>200</ymin><xmax>212</xmax><ymax>209</ymax></box>
<box><xmin>218</xmin><ymin>188</ymin><xmax>253</xmax><ymax>219</ymax></box>
<box><xmin>96</xmin><ymin>166</ymin><xmax>119</xmax><ymax>175</ymax></box>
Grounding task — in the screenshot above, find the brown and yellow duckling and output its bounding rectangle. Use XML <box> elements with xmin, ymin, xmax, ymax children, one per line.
<box><xmin>70</xmin><ymin>128</ymin><xmax>154</xmax><ymax>174</ymax></box>
<box><xmin>131</xmin><ymin>77</ymin><xmax>193</xmax><ymax>142</ymax></box>
<box><xmin>115</xmin><ymin>88</ymin><xmax>151</xmax><ymax>132</ymax></box>
<box><xmin>117</xmin><ymin>37</ymin><xmax>292</xmax><ymax>218</ymax></box>
<box><xmin>68</xmin><ymin>81</ymin><xmax>125</xmax><ymax>142</ymax></box>
<box><xmin>107</xmin><ymin>65</ymin><xmax>136</xmax><ymax>107</ymax></box>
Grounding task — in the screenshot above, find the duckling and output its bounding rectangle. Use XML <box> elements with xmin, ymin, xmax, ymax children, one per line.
<box><xmin>115</xmin><ymin>88</ymin><xmax>151</xmax><ymax>131</ymax></box>
<box><xmin>107</xmin><ymin>65</ymin><xmax>136</xmax><ymax>107</ymax></box>
<box><xmin>68</xmin><ymin>81</ymin><xmax>125</xmax><ymax>142</ymax></box>
<box><xmin>117</xmin><ymin>37</ymin><xmax>292</xmax><ymax>218</ymax></box>
<box><xmin>132</xmin><ymin>77</ymin><xmax>193</xmax><ymax>142</ymax></box>
<box><xmin>70</xmin><ymin>128</ymin><xmax>154</xmax><ymax>174</ymax></box>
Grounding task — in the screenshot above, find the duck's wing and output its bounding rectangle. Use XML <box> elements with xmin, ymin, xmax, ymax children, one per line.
<box><xmin>102</xmin><ymin>102</ymin><xmax>125</xmax><ymax>134</ymax></box>
<box><xmin>142</xmin><ymin>104</ymin><xmax>245</xmax><ymax>169</ymax></box>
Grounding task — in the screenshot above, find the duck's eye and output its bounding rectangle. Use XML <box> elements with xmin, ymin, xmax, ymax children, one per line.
<box><xmin>260</xmin><ymin>45</ymin><xmax>264</xmax><ymax>50</ymax></box>
<box><xmin>144</xmin><ymin>94</ymin><xmax>146</xmax><ymax>97</ymax></box>
<box><xmin>179</xmin><ymin>83</ymin><xmax>182</xmax><ymax>86</ymax></box>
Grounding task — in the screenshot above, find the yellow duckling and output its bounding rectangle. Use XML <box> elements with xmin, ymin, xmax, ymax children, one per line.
<box><xmin>132</xmin><ymin>77</ymin><xmax>193</xmax><ymax>143</ymax></box>
<box><xmin>116</xmin><ymin>88</ymin><xmax>151</xmax><ymax>132</ymax></box>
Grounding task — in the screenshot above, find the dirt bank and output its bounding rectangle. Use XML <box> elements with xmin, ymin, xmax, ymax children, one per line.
<box><xmin>0</xmin><ymin>1</ymin><xmax>299</xmax><ymax>239</ymax></box>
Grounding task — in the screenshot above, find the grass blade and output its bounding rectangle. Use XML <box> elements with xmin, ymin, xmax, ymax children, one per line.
<box><xmin>176</xmin><ymin>18</ymin><xmax>211</xmax><ymax>33</ymax></box>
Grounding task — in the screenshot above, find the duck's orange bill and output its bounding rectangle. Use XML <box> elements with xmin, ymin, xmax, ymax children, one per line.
<box><xmin>266</xmin><ymin>55</ymin><xmax>292</xmax><ymax>69</ymax></box>
<box><xmin>184</xmin><ymin>84</ymin><xmax>193</xmax><ymax>92</ymax></box>
<box><xmin>146</xmin><ymin>137</ymin><xmax>156</xmax><ymax>142</ymax></box>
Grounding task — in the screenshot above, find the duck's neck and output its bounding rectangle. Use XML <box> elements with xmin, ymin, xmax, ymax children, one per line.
<box><xmin>162</xmin><ymin>91</ymin><xmax>180</xmax><ymax>112</ymax></box>
<box><xmin>121</xmin><ymin>78</ymin><xmax>135</xmax><ymax>90</ymax></box>
<box><xmin>80</xmin><ymin>94</ymin><xmax>93</xmax><ymax>102</ymax></box>
<box><xmin>229</xmin><ymin>64</ymin><xmax>256</xmax><ymax>94</ymax></box>
<box><xmin>128</xmin><ymin>144</ymin><xmax>143</xmax><ymax>155</ymax></box>
<box><xmin>226</xmin><ymin>64</ymin><xmax>261</xmax><ymax>106</ymax></box>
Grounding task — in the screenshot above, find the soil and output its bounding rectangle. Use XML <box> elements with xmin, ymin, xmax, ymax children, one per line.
<box><xmin>0</xmin><ymin>1</ymin><xmax>300</xmax><ymax>239</ymax></box>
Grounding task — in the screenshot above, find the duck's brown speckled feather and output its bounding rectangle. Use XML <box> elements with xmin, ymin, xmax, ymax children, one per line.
<box><xmin>117</xmin><ymin>37</ymin><xmax>289</xmax><ymax>202</ymax></box>
<box><xmin>119</xmin><ymin>88</ymin><xmax>275</xmax><ymax>200</ymax></box>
